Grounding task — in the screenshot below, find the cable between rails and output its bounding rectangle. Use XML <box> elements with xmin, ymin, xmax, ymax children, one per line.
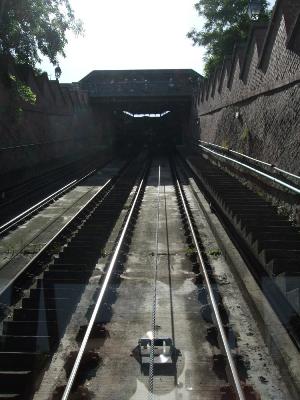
<box><xmin>148</xmin><ymin>165</ymin><xmax>161</xmax><ymax>400</ymax></box>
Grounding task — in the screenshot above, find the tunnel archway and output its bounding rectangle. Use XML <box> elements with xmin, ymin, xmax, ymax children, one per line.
<box><xmin>79</xmin><ymin>69</ymin><xmax>202</xmax><ymax>154</ymax></box>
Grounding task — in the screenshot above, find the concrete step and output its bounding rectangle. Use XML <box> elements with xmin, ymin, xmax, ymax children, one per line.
<box><xmin>43</xmin><ymin>270</ymin><xmax>91</xmax><ymax>282</ymax></box>
<box><xmin>247</xmin><ymin>230</ymin><xmax>300</xmax><ymax>242</ymax></box>
<box><xmin>30</xmin><ymin>286</ymin><xmax>83</xmax><ymax>299</ymax></box>
<box><xmin>22</xmin><ymin>296</ymin><xmax>75</xmax><ymax>309</ymax></box>
<box><xmin>0</xmin><ymin>335</ymin><xmax>54</xmax><ymax>352</ymax></box>
<box><xmin>13</xmin><ymin>308</ymin><xmax>71</xmax><ymax>322</ymax></box>
<box><xmin>49</xmin><ymin>263</ymin><xmax>94</xmax><ymax>272</ymax></box>
<box><xmin>192</xmin><ymin>156</ymin><xmax>300</xmax><ymax>328</ymax></box>
<box><xmin>260</xmin><ymin>249</ymin><xmax>300</xmax><ymax>264</ymax></box>
<box><xmin>266</xmin><ymin>258</ymin><xmax>300</xmax><ymax>276</ymax></box>
<box><xmin>253</xmin><ymin>240</ymin><xmax>300</xmax><ymax>253</ymax></box>
<box><xmin>0</xmin><ymin>352</ymin><xmax>49</xmax><ymax>370</ymax></box>
<box><xmin>2</xmin><ymin>321</ymin><xmax>62</xmax><ymax>336</ymax></box>
<box><xmin>242</xmin><ymin>222</ymin><xmax>293</xmax><ymax>234</ymax></box>
<box><xmin>0</xmin><ymin>370</ymin><xmax>32</xmax><ymax>392</ymax></box>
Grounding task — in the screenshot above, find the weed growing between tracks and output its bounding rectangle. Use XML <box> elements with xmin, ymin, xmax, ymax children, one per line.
<box><xmin>208</xmin><ymin>248</ymin><xmax>222</xmax><ymax>258</ymax></box>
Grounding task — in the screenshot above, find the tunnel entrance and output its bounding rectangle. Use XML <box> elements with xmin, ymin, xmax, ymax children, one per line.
<box><xmin>79</xmin><ymin>69</ymin><xmax>202</xmax><ymax>154</ymax></box>
<box><xmin>113</xmin><ymin>109</ymin><xmax>185</xmax><ymax>155</ymax></box>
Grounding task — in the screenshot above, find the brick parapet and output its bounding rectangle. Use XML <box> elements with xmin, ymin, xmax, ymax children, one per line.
<box><xmin>190</xmin><ymin>0</ymin><xmax>300</xmax><ymax>174</ymax></box>
<box><xmin>195</xmin><ymin>0</ymin><xmax>300</xmax><ymax>115</ymax></box>
<box><xmin>0</xmin><ymin>55</ymin><xmax>88</xmax><ymax>116</ymax></box>
<box><xmin>0</xmin><ymin>57</ymin><xmax>115</xmax><ymax>183</ymax></box>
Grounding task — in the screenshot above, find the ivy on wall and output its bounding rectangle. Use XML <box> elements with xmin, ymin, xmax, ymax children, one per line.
<box><xmin>9</xmin><ymin>74</ymin><xmax>36</xmax><ymax>105</ymax></box>
<box><xmin>0</xmin><ymin>73</ymin><xmax>37</xmax><ymax>124</ymax></box>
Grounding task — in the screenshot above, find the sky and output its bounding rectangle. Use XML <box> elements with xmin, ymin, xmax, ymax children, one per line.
<box><xmin>39</xmin><ymin>0</ymin><xmax>277</xmax><ymax>83</ymax></box>
<box><xmin>39</xmin><ymin>0</ymin><xmax>206</xmax><ymax>82</ymax></box>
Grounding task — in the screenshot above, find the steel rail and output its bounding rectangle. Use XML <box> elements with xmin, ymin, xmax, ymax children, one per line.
<box><xmin>0</xmin><ymin>178</ymin><xmax>112</xmax><ymax>298</ymax></box>
<box><xmin>173</xmin><ymin>163</ymin><xmax>246</xmax><ymax>400</ymax></box>
<box><xmin>0</xmin><ymin>168</ymin><xmax>97</xmax><ymax>236</ymax></box>
<box><xmin>61</xmin><ymin>164</ymin><xmax>148</xmax><ymax>400</ymax></box>
<box><xmin>148</xmin><ymin>165</ymin><xmax>161</xmax><ymax>400</ymax></box>
<box><xmin>199</xmin><ymin>140</ymin><xmax>271</xmax><ymax>167</ymax></box>
<box><xmin>198</xmin><ymin>140</ymin><xmax>300</xmax><ymax>180</ymax></box>
<box><xmin>198</xmin><ymin>144</ymin><xmax>300</xmax><ymax>195</ymax></box>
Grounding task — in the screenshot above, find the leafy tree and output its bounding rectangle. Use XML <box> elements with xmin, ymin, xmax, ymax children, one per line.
<box><xmin>0</xmin><ymin>0</ymin><xmax>83</xmax><ymax>67</ymax></box>
<box><xmin>187</xmin><ymin>0</ymin><xmax>271</xmax><ymax>76</ymax></box>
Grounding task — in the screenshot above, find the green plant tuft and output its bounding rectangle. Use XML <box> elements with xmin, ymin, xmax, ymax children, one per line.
<box><xmin>221</xmin><ymin>139</ymin><xmax>229</xmax><ymax>149</ymax></box>
<box><xmin>185</xmin><ymin>246</ymin><xmax>197</xmax><ymax>257</ymax></box>
<box><xmin>9</xmin><ymin>74</ymin><xmax>36</xmax><ymax>105</ymax></box>
<box><xmin>208</xmin><ymin>248</ymin><xmax>221</xmax><ymax>258</ymax></box>
<box><xmin>241</xmin><ymin>127</ymin><xmax>250</xmax><ymax>142</ymax></box>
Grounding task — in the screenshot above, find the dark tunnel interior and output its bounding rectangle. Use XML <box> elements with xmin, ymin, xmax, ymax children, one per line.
<box><xmin>113</xmin><ymin>110</ymin><xmax>187</xmax><ymax>155</ymax></box>
<box><xmin>81</xmin><ymin>69</ymin><xmax>199</xmax><ymax>156</ymax></box>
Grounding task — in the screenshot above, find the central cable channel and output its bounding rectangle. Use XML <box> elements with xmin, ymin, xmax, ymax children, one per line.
<box><xmin>148</xmin><ymin>165</ymin><xmax>161</xmax><ymax>399</ymax></box>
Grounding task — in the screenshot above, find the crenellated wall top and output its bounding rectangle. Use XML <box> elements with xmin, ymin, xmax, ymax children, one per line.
<box><xmin>0</xmin><ymin>55</ymin><xmax>88</xmax><ymax>115</ymax></box>
<box><xmin>196</xmin><ymin>0</ymin><xmax>300</xmax><ymax>115</ymax></box>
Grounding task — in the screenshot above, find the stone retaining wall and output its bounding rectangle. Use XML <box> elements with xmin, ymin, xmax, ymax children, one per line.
<box><xmin>191</xmin><ymin>0</ymin><xmax>300</xmax><ymax>174</ymax></box>
<box><xmin>0</xmin><ymin>57</ymin><xmax>115</xmax><ymax>188</ymax></box>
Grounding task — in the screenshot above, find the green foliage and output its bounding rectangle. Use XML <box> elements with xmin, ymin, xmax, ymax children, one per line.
<box><xmin>208</xmin><ymin>248</ymin><xmax>221</xmax><ymax>258</ymax></box>
<box><xmin>221</xmin><ymin>139</ymin><xmax>230</xmax><ymax>149</ymax></box>
<box><xmin>187</xmin><ymin>0</ymin><xmax>271</xmax><ymax>76</ymax></box>
<box><xmin>185</xmin><ymin>246</ymin><xmax>197</xmax><ymax>257</ymax></box>
<box><xmin>240</xmin><ymin>127</ymin><xmax>250</xmax><ymax>141</ymax></box>
<box><xmin>9</xmin><ymin>74</ymin><xmax>36</xmax><ymax>104</ymax></box>
<box><xmin>0</xmin><ymin>0</ymin><xmax>83</xmax><ymax>66</ymax></box>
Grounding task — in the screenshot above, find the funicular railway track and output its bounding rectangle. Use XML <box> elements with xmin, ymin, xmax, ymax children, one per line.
<box><xmin>59</xmin><ymin>157</ymin><xmax>252</xmax><ymax>400</ymax></box>
<box><xmin>0</xmin><ymin>156</ymin><xmax>147</xmax><ymax>399</ymax></box>
<box><xmin>0</xmin><ymin>151</ymin><xmax>297</xmax><ymax>399</ymax></box>
<box><xmin>0</xmin><ymin>167</ymin><xmax>98</xmax><ymax>237</ymax></box>
<box><xmin>0</xmin><ymin>152</ymin><xmax>109</xmax><ymax>232</ymax></box>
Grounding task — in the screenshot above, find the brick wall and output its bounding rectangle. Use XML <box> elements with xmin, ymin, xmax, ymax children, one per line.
<box><xmin>191</xmin><ymin>0</ymin><xmax>300</xmax><ymax>174</ymax></box>
<box><xmin>0</xmin><ymin>57</ymin><xmax>115</xmax><ymax>187</ymax></box>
